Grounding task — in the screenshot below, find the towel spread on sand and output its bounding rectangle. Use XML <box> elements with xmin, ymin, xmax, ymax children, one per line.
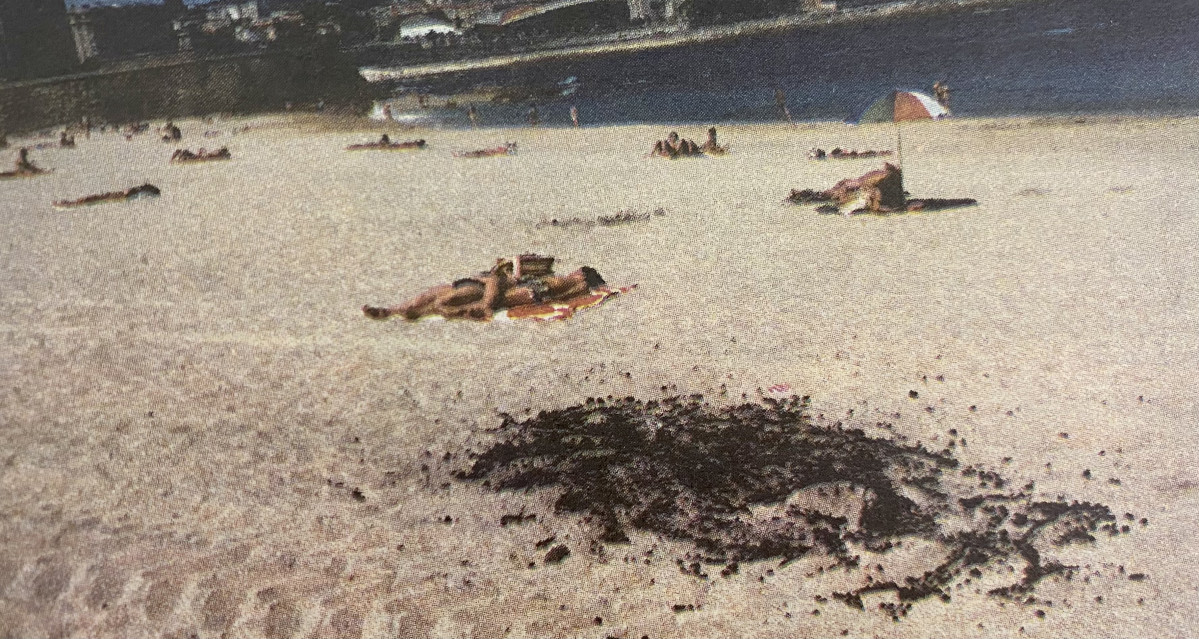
<box><xmin>498</xmin><ymin>285</ymin><xmax>636</xmax><ymax>322</ymax></box>
<box><xmin>413</xmin><ymin>285</ymin><xmax>636</xmax><ymax>323</ymax></box>
<box><xmin>808</xmin><ymin>198</ymin><xmax>979</xmax><ymax>215</ymax></box>
<box><xmin>766</xmin><ymin>383</ymin><xmax>793</xmax><ymax>396</ymax></box>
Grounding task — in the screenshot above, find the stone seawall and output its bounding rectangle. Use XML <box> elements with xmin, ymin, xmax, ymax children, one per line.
<box><xmin>0</xmin><ymin>50</ymin><xmax>374</xmax><ymax>134</ymax></box>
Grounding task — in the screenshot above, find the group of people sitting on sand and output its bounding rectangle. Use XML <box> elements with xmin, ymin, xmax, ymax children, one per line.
<box><xmin>788</xmin><ymin>163</ymin><xmax>976</xmax><ymax>215</ymax></box>
<box><xmin>808</xmin><ymin>147</ymin><xmax>893</xmax><ymax>160</ymax></box>
<box><xmin>364</xmin><ymin>254</ymin><xmax>605</xmax><ymax>322</ymax></box>
<box><xmin>161</xmin><ymin>122</ymin><xmax>182</xmax><ymax>143</ymax></box>
<box><xmin>59</xmin><ymin>131</ymin><xmax>76</xmax><ymax>148</ymax></box>
<box><xmin>1</xmin><ymin>148</ymin><xmax>47</xmax><ymax>178</ymax></box>
<box><xmin>651</xmin><ymin>128</ymin><xmax>727</xmax><ymax>158</ymax></box>
<box><xmin>454</xmin><ymin>142</ymin><xmax>518</xmax><ymax>158</ymax></box>
<box><xmin>346</xmin><ymin>134</ymin><xmax>428</xmax><ymax>151</ymax></box>
<box><xmin>170</xmin><ymin>147</ymin><xmax>232</xmax><ymax>163</ymax></box>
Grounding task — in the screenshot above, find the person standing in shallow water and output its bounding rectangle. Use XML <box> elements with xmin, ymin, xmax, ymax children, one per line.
<box><xmin>775</xmin><ymin>88</ymin><xmax>794</xmax><ymax>125</ymax></box>
<box><xmin>527</xmin><ymin>103</ymin><xmax>540</xmax><ymax>127</ymax></box>
<box><xmin>570</xmin><ymin>105</ymin><xmax>580</xmax><ymax>128</ymax></box>
<box><xmin>933</xmin><ymin>81</ymin><xmax>951</xmax><ymax>109</ymax></box>
<box><xmin>467</xmin><ymin>104</ymin><xmax>479</xmax><ymax>128</ymax></box>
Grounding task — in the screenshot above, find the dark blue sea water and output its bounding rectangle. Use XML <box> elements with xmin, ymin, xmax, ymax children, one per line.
<box><xmin>390</xmin><ymin>0</ymin><xmax>1199</xmax><ymax>126</ymax></box>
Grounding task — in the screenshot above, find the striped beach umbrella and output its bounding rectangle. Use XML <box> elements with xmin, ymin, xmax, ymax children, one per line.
<box><xmin>858</xmin><ymin>89</ymin><xmax>951</xmax><ymax>174</ymax></box>
<box><xmin>859</xmin><ymin>90</ymin><xmax>949</xmax><ymax>123</ymax></box>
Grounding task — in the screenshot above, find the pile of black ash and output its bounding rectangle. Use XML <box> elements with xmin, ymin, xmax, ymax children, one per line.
<box><xmin>458</xmin><ymin>395</ymin><xmax>1131</xmax><ymax>610</ymax></box>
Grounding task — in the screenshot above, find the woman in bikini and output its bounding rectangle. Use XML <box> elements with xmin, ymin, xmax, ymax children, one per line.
<box><xmin>363</xmin><ymin>258</ymin><xmax>606</xmax><ymax>321</ymax></box>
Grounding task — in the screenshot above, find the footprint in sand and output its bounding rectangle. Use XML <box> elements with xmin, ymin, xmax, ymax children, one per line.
<box><xmin>326</xmin><ymin>607</ymin><xmax>365</xmax><ymax>639</ymax></box>
<box><xmin>85</xmin><ymin>564</ymin><xmax>126</xmax><ymax>610</ymax></box>
<box><xmin>144</xmin><ymin>577</ymin><xmax>183</xmax><ymax>623</ymax></box>
<box><xmin>199</xmin><ymin>586</ymin><xmax>244</xmax><ymax>634</ymax></box>
<box><xmin>263</xmin><ymin>598</ymin><xmax>303</xmax><ymax>637</ymax></box>
<box><xmin>31</xmin><ymin>557</ymin><xmax>72</xmax><ymax>603</ymax></box>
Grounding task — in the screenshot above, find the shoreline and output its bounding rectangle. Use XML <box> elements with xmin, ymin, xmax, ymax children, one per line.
<box><xmin>360</xmin><ymin>0</ymin><xmax>1036</xmax><ymax>81</ymax></box>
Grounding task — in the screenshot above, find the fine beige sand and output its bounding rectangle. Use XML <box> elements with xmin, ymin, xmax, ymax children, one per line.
<box><xmin>1</xmin><ymin>114</ymin><xmax>1197</xmax><ymax>638</ymax></box>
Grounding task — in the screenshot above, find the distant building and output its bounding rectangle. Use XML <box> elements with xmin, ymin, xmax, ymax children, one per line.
<box><xmin>0</xmin><ymin>0</ymin><xmax>77</xmax><ymax>80</ymax></box>
<box><xmin>68</xmin><ymin>4</ymin><xmax>178</xmax><ymax>62</ymax></box>
<box><xmin>396</xmin><ymin>14</ymin><xmax>461</xmax><ymax>39</ymax></box>
<box><xmin>68</xmin><ymin>10</ymin><xmax>99</xmax><ymax>63</ymax></box>
<box><xmin>204</xmin><ymin>0</ymin><xmax>261</xmax><ymax>28</ymax></box>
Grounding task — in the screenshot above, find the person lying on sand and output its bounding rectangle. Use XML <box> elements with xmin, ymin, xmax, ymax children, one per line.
<box><xmin>829</xmin><ymin>147</ymin><xmax>891</xmax><ymax>159</ymax></box>
<box><xmin>651</xmin><ymin>132</ymin><xmax>703</xmax><ymax>159</ymax></box>
<box><xmin>170</xmin><ymin>147</ymin><xmax>232</xmax><ymax>163</ymax></box>
<box><xmin>363</xmin><ymin>256</ymin><xmax>606</xmax><ymax>322</ymax></box>
<box><xmin>789</xmin><ymin>162</ymin><xmax>906</xmax><ymax>212</ymax></box>
<box><xmin>346</xmin><ymin>135</ymin><xmax>427</xmax><ymax>151</ymax></box>
<box><xmin>788</xmin><ymin>163</ymin><xmax>977</xmax><ymax>214</ymax></box>
<box><xmin>53</xmin><ymin>184</ymin><xmax>161</xmax><ymax>209</ymax></box>
<box><xmin>454</xmin><ymin>142</ymin><xmax>517</xmax><ymax>158</ymax></box>
<box><xmin>699</xmin><ymin>127</ymin><xmax>728</xmax><ymax>155</ymax></box>
<box><xmin>809</xmin><ymin>147</ymin><xmax>893</xmax><ymax>160</ymax></box>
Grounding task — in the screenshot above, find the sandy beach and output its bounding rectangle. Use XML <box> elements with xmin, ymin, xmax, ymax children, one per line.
<box><xmin>1</xmin><ymin>114</ymin><xmax>1197</xmax><ymax>638</ymax></box>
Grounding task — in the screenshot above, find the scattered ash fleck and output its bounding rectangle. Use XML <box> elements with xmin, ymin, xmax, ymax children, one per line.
<box><xmin>544</xmin><ymin>545</ymin><xmax>570</xmax><ymax>564</ymax></box>
<box><xmin>455</xmin><ymin>395</ymin><xmax>1129</xmax><ymax>614</ymax></box>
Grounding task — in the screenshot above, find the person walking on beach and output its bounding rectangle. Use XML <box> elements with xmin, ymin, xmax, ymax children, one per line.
<box><xmin>467</xmin><ymin>103</ymin><xmax>479</xmax><ymax>128</ymax></box>
<box><xmin>570</xmin><ymin>105</ymin><xmax>580</xmax><ymax>128</ymax></box>
<box><xmin>527</xmin><ymin>103</ymin><xmax>541</xmax><ymax>127</ymax></box>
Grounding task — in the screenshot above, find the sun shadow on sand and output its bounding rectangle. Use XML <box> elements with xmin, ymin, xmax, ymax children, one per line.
<box><xmin>458</xmin><ymin>395</ymin><xmax>1132</xmax><ymax>615</ymax></box>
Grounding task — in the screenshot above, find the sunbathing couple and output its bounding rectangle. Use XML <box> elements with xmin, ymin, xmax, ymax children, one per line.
<box><xmin>455</xmin><ymin>142</ymin><xmax>517</xmax><ymax>158</ymax></box>
<box><xmin>363</xmin><ymin>255</ymin><xmax>605</xmax><ymax>321</ymax></box>
<box><xmin>650</xmin><ymin>128</ymin><xmax>727</xmax><ymax>158</ymax></box>
<box><xmin>788</xmin><ymin>163</ymin><xmax>976</xmax><ymax>214</ymax></box>
<box><xmin>1</xmin><ymin>148</ymin><xmax>48</xmax><ymax>178</ymax></box>
<box><xmin>54</xmin><ymin>184</ymin><xmax>160</xmax><ymax>209</ymax></box>
<box><xmin>171</xmin><ymin>147</ymin><xmax>232</xmax><ymax>163</ymax></box>
<box><xmin>808</xmin><ymin>147</ymin><xmax>893</xmax><ymax>160</ymax></box>
<box><xmin>346</xmin><ymin>134</ymin><xmax>427</xmax><ymax>151</ymax></box>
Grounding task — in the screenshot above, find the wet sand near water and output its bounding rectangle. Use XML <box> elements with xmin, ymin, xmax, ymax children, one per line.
<box><xmin>1</xmin><ymin>114</ymin><xmax>1197</xmax><ymax>637</ymax></box>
